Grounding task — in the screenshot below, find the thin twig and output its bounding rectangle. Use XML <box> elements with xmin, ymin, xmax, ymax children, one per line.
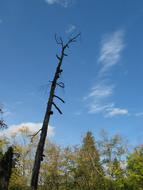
<box><xmin>57</xmin><ymin>82</ymin><xmax>65</xmax><ymax>88</ymax></box>
<box><xmin>30</xmin><ymin>128</ymin><xmax>42</xmax><ymax>142</ymax></box>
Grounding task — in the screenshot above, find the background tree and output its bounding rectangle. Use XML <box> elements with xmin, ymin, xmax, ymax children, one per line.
<box><xmin>0</xmin><ymin>147</ymin><xmax>13</xmax><ymax>190</ymax></box>
<box><xmin>126</xmin><ymin>145</ymin><xmax>143</xmax><ymax>190</ymax></box>
<box><xmin>75</xmin><ymin>131</ymin><xmax>104</xmax><ymax>190</ymax></box>
<box><xmin>1</xmin><ymin>122</ymin><xmax>143</xmax><ymax>190</ymax></box>
<box><xmin>60</xmin><ymin>146</ymin><xmax>78</xmax><ymax>190</ymax></box>
<box><xmin>39</xmin><ymin>141</ymin><xmax>61</xmax><ymax>190</ymax></box>
<box><xmin>98</xmin><ymin>131</ymin><xmax>128</xmax><ymax>190</ymax></box>
<box><xmin>9</xmin><ymin>126</ymin><xmax>38</xmax><ymax>190</ymax></box>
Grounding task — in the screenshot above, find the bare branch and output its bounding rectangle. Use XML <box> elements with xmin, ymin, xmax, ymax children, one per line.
<box><xmin>52</xmin><ymin>102</ymin><xmax>63</xmax><ymax>114</ymax></box>
<box><xmin>56</xmin><ymin>54</ymin><xmax>61</xmax><ymax>60</ymax></box>
<box><xmin>49</xmin><ymin>81</ymin><xmax>64</xmax><ymax>88</ymax></box>
<box><xmin>55</xmin><ymin>34</ymin><xmax>64</xmax><ymax>47</ymax></box>
<box><xmin>55</xmin><ymin>33</ymin><xmax>81</xmax><ymax>50</ymax></box>
<box><xmin>30</xmin><ymin>128</ymin><xmax>42</xmax><ymax>142</ymax></box>
<box><xmin>57</xmin><ymin>82</ymin><xmax>65</xmax><ymax>88</ymax></box>
<box><xmin>54</xmin><ymin>95</ymin><xmax>65</xmax><ymax>103</ymax></box>
<box><xmin>64</xmin><ymin>33</ymin><xmax>81</xmax><ymax>49</ymax></box>
<box><xmin>0</xmin><ymin>119</ymin><xmax>7</xmax><ymax>129</ymax></box>
<box><xmin>63</xmin><ymin>53</ymin><xmax>68</xmax><ymax>57</ymax></box>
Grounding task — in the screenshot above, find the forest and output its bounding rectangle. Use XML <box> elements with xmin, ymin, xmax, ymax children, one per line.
<box><xmin>0</xmin><ymin>124</ymin><xmax>143</xmax><ymax>190</ymax></box>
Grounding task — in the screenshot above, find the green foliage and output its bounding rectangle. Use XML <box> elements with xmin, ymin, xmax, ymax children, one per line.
<box><xmin>75</xmin><ymin>131</ymin><xmax>105</xmax><ymax>190</ymax></box>
<box><xmin>127</xmin><ymin>145</ymin><xmax>143</xmax><ymax>190</ymax></box>
<box><xmin>0</xmin><ymin>128</ymin><xmax>143</xmax><ymax>190</ymax></box>
<box><xmin>98</xmin><ymin>130</ymin><xmax>128</xmax><ymax>189</ymax></box>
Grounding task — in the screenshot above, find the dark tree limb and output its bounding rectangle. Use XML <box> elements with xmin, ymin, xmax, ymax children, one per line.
<box><xmin>63</xmin><ymin>53</ymin><xmax>68</xmax><ymax>57</ymax></box>
<box><xmin>54</xmin><ymin>95</ymin><xmax>65</xmax><ymax>103</ymax></box>
<box><xmin>55</xmin><ymin>34</ymin><xmax>64</xmax><ymax>47</ymax></box>
<box><xmin>49</xmin><ymin>81</ymin><xmax>65</xmax><ymax>88</ymax></box>
<box><xmin>56</xmin><ymin>54</ymin><xmax>61</xmax><ymax>61</ymax></box>
<box><xmin>56</xmin><ymin>82</ymin><xmax>65</xmax><ymax>88</ymax></box>
<box><xmin>30</xmin><ymin>128</ymin><xmax>42</xmax><ymax>143</ymax></box>
<box><xmin>52</xmin><ymin>102</ymin><xmax>62</xmax><ymax>114</ymax></box>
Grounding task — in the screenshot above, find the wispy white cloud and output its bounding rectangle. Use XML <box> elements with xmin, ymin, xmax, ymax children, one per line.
<box><xmin>85</xmin><ymin>81</ymin><xmax>129</xmax><ymax>117</ymax></box>
<box><xmin>98</xmin><ymin>30</ymin><xmax>125</xmax><ymax>74</ymax></box>
<box><xmin>84</xmin><ymin>29</ymin><xmax>128</xmax><ymax>117</ymax></box>
<box><xmin>88</xmin><ymin>101</ymin><xmax>128</xmax><ymax>117</ymax></box>
<box><xmin>0</xmin><ymin>19</ymin><xmax>3</xmax><ymax>24</ymax></box>
<box><xmin>45</xmin><ymin>0</ymin><xmax>73</xmax><ymax>7</ymax></box>
<box><xmin>87</xmin><ymin>84</ymin><xmax>114</xmax><ymax>99</ymax></box>
<box><xmin>85</xmin><ymin>83</ymin><xmax>114</xmax><ymax>114</ymax></box>
<box><xmin>89</xmin><ymin>103</ymin><xmax>114</xmax><ymax>114</ymax></box>
<box><xmin>86</xmin><ymin>86</ymin><xmax>128</xmax><ymax>117</ymax></box>
<box><xmin>105</xmin><ymin>107</ymin><xmax>128</xmax><ymax>117</ymax></box>
<box><xmin>0</xmin><ymin>122</ymin><xmax>54</xmax><ymax>138</ymax></box>
<box><xmin>65</xmin><ymin>24</ymin><xmax>76</xmax><ymax>34</ymax></box>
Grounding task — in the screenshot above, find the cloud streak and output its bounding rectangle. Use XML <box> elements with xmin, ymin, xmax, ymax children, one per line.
<box><xmin>105</xmin><ymin>107</ymin><xmax>128</xmax><ymax>117</ymax></box>
<box><xmin>84</xmin><ymin>29</ymin><xmax>128</xmax><ymax>117</ymax></box>
<box><xmin>65</xmin><ymin>24</ymin><xmax>76</xmax><ymax>34</ymax></box>
<box><xmin>87</xmin><ymin>84</ymin><xmax>114</xmax><ymax>99</ymax></box>
<box><xmin>98</xmin><ymin>30</ymin><xmax>125</xmax><ymax>74</ymax></box>
<box><xmin>86</xmin><ymin>83</ymin><xmax>128</xmax><ymax>117</ymax></box>
<box><xmin>45</xmin><ymin>0</ymin><xmax>73</xmax><ymax>7</ymax></box>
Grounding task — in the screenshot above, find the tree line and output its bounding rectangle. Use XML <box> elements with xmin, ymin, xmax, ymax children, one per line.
<box><xmin>0</xmin><ymin>126</ymin><xmax>143</xmax><ymax>190</ymax></box>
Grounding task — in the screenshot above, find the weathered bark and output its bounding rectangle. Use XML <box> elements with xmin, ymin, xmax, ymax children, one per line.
<box><xmin>0</xmin><ymin>147</ymin><xmax>13</xmax><ymax>190</ymax></box>
<box><xmin>31</xmin><ymin>34</ymin><xmax>80</xmax><ymax>190</ymax></box>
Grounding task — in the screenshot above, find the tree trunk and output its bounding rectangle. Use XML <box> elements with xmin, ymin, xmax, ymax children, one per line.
<box><xmin>0</xmin><ymin>147</ymin><xmax>13</xmax><ymax>190</ymax></box>
<box><xmin>31</xmin><ymin>34</ymin><xmax>80</xmax><ymax>190</ymax></box>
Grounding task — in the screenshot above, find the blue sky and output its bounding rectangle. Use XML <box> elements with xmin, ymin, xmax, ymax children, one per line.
<box><xmin>0</xmin><ymin>0</ymin><xmax>143</xmax><ymax>146</ymax></box>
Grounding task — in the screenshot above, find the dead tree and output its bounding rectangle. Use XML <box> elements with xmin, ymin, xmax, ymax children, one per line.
<box><xmin>31</xmin><ymin>33</ymin><xmax>80</xmax><ymax>190</ymax></box>
<box><xmin>0</xmin><ymin>147</ymin><xmax>14</xmax><ymax>190</ymax></box>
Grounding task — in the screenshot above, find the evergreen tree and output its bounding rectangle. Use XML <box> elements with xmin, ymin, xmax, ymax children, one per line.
<box><xmin>75</xmin><ymin>131</ymin><xmax>104</xmax><ymax>190</ymax></box>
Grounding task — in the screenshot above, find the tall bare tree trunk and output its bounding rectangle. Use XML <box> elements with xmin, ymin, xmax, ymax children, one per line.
<box><xmin>31</xmin><ymin>34</ymin><xmax>80</xmax><ymax>190</ymax></box>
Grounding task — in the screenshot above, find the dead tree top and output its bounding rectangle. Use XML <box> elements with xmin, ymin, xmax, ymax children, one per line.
<box><xmin>30</xmin><ymin>33</ymin><xmax>80</xmax><ymax>142</ymax></box>
<box><xmin>55</xmin><ymin>33</ymin><xmax>81</xmax><ymax>49</ymax></box>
